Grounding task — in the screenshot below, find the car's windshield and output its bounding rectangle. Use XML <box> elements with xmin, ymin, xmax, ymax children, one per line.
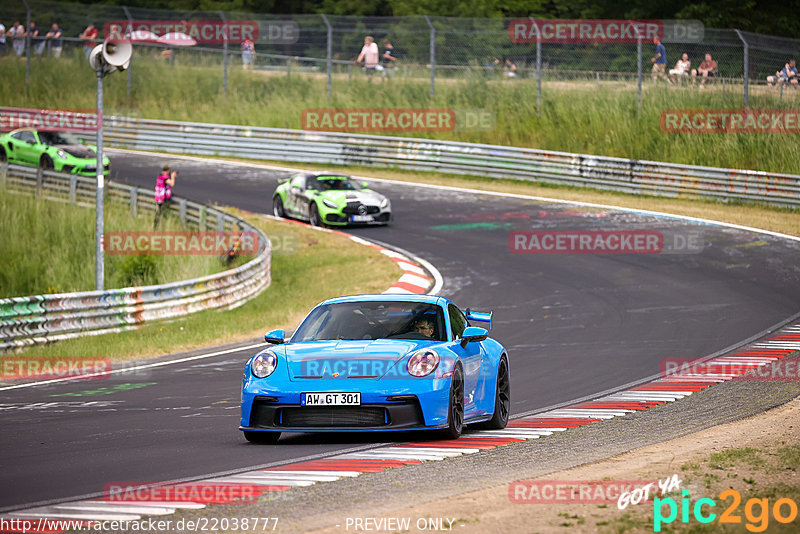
<box><xmin>292</xmin><ymin>301</ymin><xmax>446</xmax><ymax>342</ymax></box>
<box><xmin>309</xmin><ymin>176</ymin><xmax>357</xmax><ymax>191</ymax></box>
<box><xmin>38</xmin><ymin>131</ymin><xmax>81</xmax><ymax>146</ymax></box>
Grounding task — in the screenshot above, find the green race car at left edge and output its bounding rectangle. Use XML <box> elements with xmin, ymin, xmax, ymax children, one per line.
<box><xmin>0</xmin><ymin>128</ymin><xmax>110</xmax><ymax>177</ymax></box>
<box><xmin>273</xmin><ymin>172</ymin><xmax>392</xmax><ymax>226</ymax></box>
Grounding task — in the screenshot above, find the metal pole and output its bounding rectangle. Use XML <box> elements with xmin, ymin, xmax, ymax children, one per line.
<box><xmin>220</xmin><ymin>11</ymin><xmax>228</xmax><ymax>94</ymax></box>
<box><xmin>536</xmin><ymin>23</ymin><xmax>541</xmax><ymax>115</ymax></box>
<box><xmin>424</xmin><ymin>16</ymin><xmax>435</xmax><ymax>98</ymax></box>
<box><xmin>734</xmin><ymin>29</ymin><xmax>749</xmax><ymax>110</ymax></box>
<box><xmin>123</xmin><ymin>7</ymin><xmax>133</xmax><ymax>106</ymax></box>
<box><xmin>95</xmin><ymin>69</ymin><xmax>105</xmax><ymax>291</ymax></box>
<box><xmin>23</xmin><ymin>0</ymin><xmax>30</xmax><ymax>89</ymax></box>
<box><xmin>321</xmin><ymin>15</ymin><xmax>332</xmax><ymax>99</ymax></box>
<box><xmin>637</xmin><ymin>37</ymin><xmax>642</xmax><ymax>114</ymax></box>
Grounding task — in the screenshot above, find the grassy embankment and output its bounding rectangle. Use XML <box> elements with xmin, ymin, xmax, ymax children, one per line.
<box><xmin>0</xmin><ymin>189</ymin><xmax>241</xmax><ymax>297</ymax></box>
<box><xmin>2</xmin><ymin>52</ymin><xmax>800</xmax><ymax>174</ymax></box>
<box><xmin>4</xmin><ymin>202</ymin><xmax>399</xmax><ymax>361</ymax></box>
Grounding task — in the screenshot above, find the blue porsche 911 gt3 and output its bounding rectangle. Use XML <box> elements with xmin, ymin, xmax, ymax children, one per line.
<box><xmin>240</xmin><ymin>294</ymin><xmax>510</xmax><ymax>444</ymax></box>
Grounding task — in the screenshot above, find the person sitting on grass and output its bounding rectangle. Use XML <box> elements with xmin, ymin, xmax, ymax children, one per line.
<box><xmin>767</xmin><ymin>59</ymin><xmax>798</xmax><ymax>86</ymax></box>
<box><xmin>669</xmin><ymin>53</ymin><xmax>691</xmax><ymax>84</ymax></box>
<box><xmin>691</xmin><ymin>53</ymin><xmax>717</xmax><ymax>86</ymax></box>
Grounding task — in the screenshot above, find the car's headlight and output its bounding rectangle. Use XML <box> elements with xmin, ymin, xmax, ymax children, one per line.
<box><xmin>56</xmin><ymin>149</ymin><xmax>66</xmax><ymax>158</ymax></box>
<box><xmin>251</xmin><ymin>351</ymin><xmax>278</xmax><ymax>378</ymax></box>
<box><xmin>322</xmin><ymin>199</ymin><xmax>338</xmax><ymax>209</ymax></box>
<box><xmin>407</xmin><ymin>350</ymin><xmax>439</xmax><ymax>377</ymax></box>
<box><xmin>380</xmin><ymin>198</ymin><xmax>390</xmax><ymax>209</ymax></box>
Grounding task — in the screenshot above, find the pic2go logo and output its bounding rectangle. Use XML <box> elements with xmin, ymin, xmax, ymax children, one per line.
<box><xmin>654</xmin><ymin>489</ymin><xmax>799</xmax><ymax>532</ymax></box>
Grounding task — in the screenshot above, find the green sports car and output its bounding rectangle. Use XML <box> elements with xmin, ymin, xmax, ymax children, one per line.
<box><xmin>272</xmin><ymin>172</ymin><xmax>392</xmax><ymax>226</ymax></box>
<box><xmin>0</xmin><ymin>128</ymin><xmax>110</xmax><ymax>177</ymax></box>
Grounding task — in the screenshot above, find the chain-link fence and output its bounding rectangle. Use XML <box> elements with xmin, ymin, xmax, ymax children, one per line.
<box><xmin>6</xmin><ymin>0</ymin><xmax>800</xmax><ymax>111</ymax></box>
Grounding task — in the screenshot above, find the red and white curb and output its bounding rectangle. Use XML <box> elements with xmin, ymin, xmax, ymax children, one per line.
<box><xmin>269</xmin><ymin>217</ymin><xmax>439</xmax><ymax>295</ymax></box>
<box><xmin>5</xmin><ymin>322</ymin><xmax>797</xmax><ymax>530</ymax></box>
<box><xmin>344</xmin><ymin>235</ymin><xmax>435</xmax><ymax>295</ymax></box>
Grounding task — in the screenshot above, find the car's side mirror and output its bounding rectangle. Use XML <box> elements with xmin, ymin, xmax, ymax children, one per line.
<box><xmin>460</xmin><ymin>326</ymin><xmax>488</xmax><ymax>348</ymax></box>
<box><xmin>361</xmin><ymin>181</ymin><xmax>369</xmax><ymax>189</ymax></box>
<box><xmin>264</xmin><ymin>329</ymin><xmax>285</xmax><ymax>344</ymax></box>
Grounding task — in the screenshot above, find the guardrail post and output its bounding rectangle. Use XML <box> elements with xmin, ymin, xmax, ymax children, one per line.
<box><xmin>217</xmin><ymin>211</ymin><xmax>225</xmax><ymax>233</ymax></box>
<box><xmin>129</xmin><ymin>187</ymin><xmax>137</xmax><ymax>218</ymax></box>
<box><xmin>0</xmin><ymin>162</ymin><xmax>7</xmax><ymax>188</ymax></box>
<box><xmin>199</xmin><ymin>205</ymin><xmax>206</xmax><ymax>230</ymax></box>
<box><xmin>69</xmin><ymin>175</ymin><xmax>77</xmax><ymax>204</ymax></box>
<box><xmin>35</xmin><ymin>168</ymin><xmax>43</xmax><ymax>198</ymax></box>
<box><xmin>179</xmin><ymin>198</ymin><xmax>187</xmax><ymax>227</ymax></box>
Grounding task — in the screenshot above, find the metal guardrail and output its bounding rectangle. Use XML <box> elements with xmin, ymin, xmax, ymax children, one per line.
<box><xmin>98</xmin><ymin>116</ymin><xmax>800</xmax><ymax>208</ymax></box>
<box><xmin>0</xmin><ymin>163</ymin><xmax>271</xmax><ymax>351</ymax></box>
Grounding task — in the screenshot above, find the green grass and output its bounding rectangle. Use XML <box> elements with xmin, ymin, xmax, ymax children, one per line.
<box><xmin>4</xmin><ymin>208</ymin><xmax>399</xmax><ymax>361</ymax></box>
<box><xmin>3</xmin><ymin>52</ymin><xmax>800</xmax><ymax>175</ymax></box>
<box><xmin>0</xmin><ymin>189</ymin><xmax>241</xmax><ymax>297</ymax></box>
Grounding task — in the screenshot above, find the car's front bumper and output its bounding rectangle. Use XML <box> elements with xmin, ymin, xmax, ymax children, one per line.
<box><xmin>240</xmin><ymin>377</ymin><xmax>451</xmax><ymax>433</ymax></box>
<box><xmin>59</xmin><ymin>160</ymin><xmax>110</xmax><ymax>177</ymax></box>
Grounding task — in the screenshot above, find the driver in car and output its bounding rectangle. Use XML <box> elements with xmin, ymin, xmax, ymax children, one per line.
<box><xmin>413</xmin><ymin>317</ymin><xmax>435</xmax><ymax>338</ymax></box>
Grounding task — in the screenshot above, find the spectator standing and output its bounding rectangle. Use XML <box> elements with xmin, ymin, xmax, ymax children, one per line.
<box><xmin>46</xmin><ymin>23</ymin><xmax>63</xmax><ymax>58</ymax></box>
<box><xmin>29</xmin><ymin>21</ymin><xmax>45</xmax><ymax>56</ymax></box>
<box><xmin>767</xmin><ymin>59</ymin><xmax>798</xmax><ymax>86</ymax></box>
<box><xmin>381</xmin><ymin>40</ymin><xmax>397</xmax><ymax>77</ymax></box>
<box><xmin>691</xmin><ymin>53</ymin><xmax>717</xmax><ymax>86</ymax></box>
<box><xmin>356</xmin><ymin>35</ymin><xmax>379</xmax><ymax>77</ymax></box>
<box><xmin>241</xmin><ymin>39</ymin><xmax>254</xmax><ymax>70</ymax></box>
<box><xmin>0</xmin><ymin>21</ymin><xmax>6</xmax><ymax>56</ymax></box>
<box><xmin>80</xmin><ymin>23</ymin><xmax>98</xmax><ymax>58</ymax></box>
<box><xmin>651</xmin><ymin>37</ymin><xmax>667</xmax><ymax>83</ymax></box>
<box><xmin>9</xmin><ymin>21</ymin><xmax>25</xmax><ymax>57</ymax></box>
<box><xmin>153</xmin><ymin>165</ymin><xmax>177</xmax><ymax>229</ymax></box>
<box><xmin>669</xmin><ymin>53</ymin><xmax>691</xmax><ymax>84</ymax></box>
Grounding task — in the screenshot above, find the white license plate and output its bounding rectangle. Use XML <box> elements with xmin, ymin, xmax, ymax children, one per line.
<box><xmin>302</xmin><ymin>392</ymin><xmax>361</xmax><ymax>406</ymax></box>
<box><xmin>350</xmin><ymin>215</ymin><xmax>373</xmax><ymax>222</ymax></box>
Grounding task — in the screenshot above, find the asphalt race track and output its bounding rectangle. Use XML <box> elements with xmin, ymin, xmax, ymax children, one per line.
<box><xmin>2</xmin><ymin>150</ymin><xmax>799</xmax><ymax>511</ymax></box>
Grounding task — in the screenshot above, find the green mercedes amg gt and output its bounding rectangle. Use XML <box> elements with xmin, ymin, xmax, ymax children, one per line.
<box><xmin>0</xmin><ymin>128</ymin><xmax>110</xmax><ymax>177</ymax></box>
<box><xmin>272</xmin><ymin>172</ymin><xmax>392</xmax><ymax>226</ymax></box>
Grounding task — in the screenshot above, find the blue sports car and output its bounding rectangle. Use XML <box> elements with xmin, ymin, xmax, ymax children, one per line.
<box><xmin>240</xmin><ymin>294</ymin><xmax>510</xmax><ymax>444</ymax></box>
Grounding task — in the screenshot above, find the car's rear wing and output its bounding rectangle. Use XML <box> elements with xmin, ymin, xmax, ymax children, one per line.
<box><xmin>465</xmin><ymin>308</ymin><xmax>492</xmax><ymax>330</ymax></box>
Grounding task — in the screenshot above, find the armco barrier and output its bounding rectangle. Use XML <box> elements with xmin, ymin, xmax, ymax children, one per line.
<box><xmin>93</xmin><ymin>115</ymin><xmax>800</xmax><ymax>208</ymax></box>
<box><xmin>0</xmin><ymin>163</ymin><xmax>271</xmax><ymax>351</ymax></box>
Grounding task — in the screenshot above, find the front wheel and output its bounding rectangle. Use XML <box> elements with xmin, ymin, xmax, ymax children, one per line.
<box><xmin>438</xmin><ymin>366</ymin><xmax>464</xmax><ymax>440</ymax></box>
<box><xmin>309</xmin><ymin>203</ymin><xmax>322</xmax><ymax>227</ymax></box>
<box><xmin>480</xmin><ymin>356</ymin><xmax>510</xmax><ymax>430</ymax></box>
<box><xmin>40</xmin><ymin>155</ymin><xmax>54</xmax><ymax>169</ymax></box>
<box><xmin>243</xmin><ymin>431</ymin><xmax>281</xmax><ymax>444</ymax></box>
<box><xmin>273</xmin><ymin>196</ymin><xmax>285</xmax><ymax>218</ymax></box>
